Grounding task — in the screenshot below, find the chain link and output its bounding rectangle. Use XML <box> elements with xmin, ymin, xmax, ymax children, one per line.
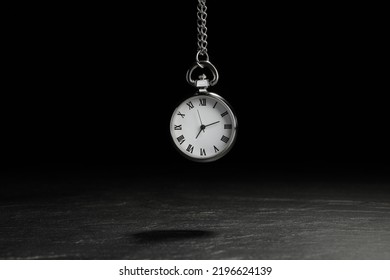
<box><xmin>197</xmin><ymin>0</ymin><xmax>208</xmax><ymax>61</ymax></box>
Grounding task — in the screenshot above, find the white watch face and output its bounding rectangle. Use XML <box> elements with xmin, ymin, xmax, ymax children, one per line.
<box><xmin>170</xmin><ymin>93</ymin><xmax>237</xmax><ymax>162</ymax></box>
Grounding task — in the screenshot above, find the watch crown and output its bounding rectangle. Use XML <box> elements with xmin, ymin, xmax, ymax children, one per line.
<box><xmin>196</xmin><ymin>74</ymin><xmax>210</xmax><ymax>90</ymax></box>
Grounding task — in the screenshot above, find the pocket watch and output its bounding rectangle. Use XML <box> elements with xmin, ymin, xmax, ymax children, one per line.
<box><xmin>170</xmin><ymin>60</ymin><xmax>237</xmax><ymax>162</ymax></box>
<box><xmin>170</xmin><ymin>0</ymin><xmax>237</xmax><ymax>162</ymax></box>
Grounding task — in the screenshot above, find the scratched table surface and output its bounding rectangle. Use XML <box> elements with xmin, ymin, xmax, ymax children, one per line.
<box><xmin>1</xmin><ymin>166</ymin><xmax>390</xmax><ymax>260</ymax></box>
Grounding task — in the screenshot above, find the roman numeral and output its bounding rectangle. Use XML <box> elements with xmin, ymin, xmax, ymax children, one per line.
<box><xmin>199</xmin><ymin>98</ymin><xmax>206</xmax><ymax>106</ymax></box>
<box><xmin>213</xmin><ymin>102</ymin><xmax>218</xmax><ymax>108</ymax></box>
<box><xmin>214</xmin><ymin>145</ymin><xmax>220</xmax><ymax>153</ymax></box>
<box><xmin>174</xmin><ymin>125</ymin><xmax>182</xmax><ymax>130</ymax></box>
<box><xmin>224</xmin><ymin>124</ymin><xmax>232</xmax><ymax>129</ymax></box>
<box><xmin>176</xmin><ymin>135</ymin><xmax>185</xmax><ymax>145</ymax></box>
<box><xmin>186</xmin><ymin>101</ymin><xmax>194</xmax><ymax>110</ymax></box>
<box><xmin>186</xmin><ymin>144</ymin><xmax>194</xmax><ymax>153</ymax></box>
<box><xmin>177</xmin><ymin>111</ymin><xmax>185</xmax><ymax>118</ymax></box>
<box><xmin>221</xmin><ymin>111</ymin><xmax>228</xmax><ymax>117</ymax></box>
<box><xmin>221</xmin><ymin>135</ymin><xmax>229</xmax><ymax>143</ymax></box>
<box><xmin>200</xmin><ymin>148</ymin><xmax>206</xmax><ymax>156</ymax></box>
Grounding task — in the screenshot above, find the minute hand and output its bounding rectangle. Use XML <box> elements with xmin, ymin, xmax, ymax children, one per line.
<box><xmin>204</xmin><ymin>121</ymin><xmax>220</xmax><ymax>128</ymax></box>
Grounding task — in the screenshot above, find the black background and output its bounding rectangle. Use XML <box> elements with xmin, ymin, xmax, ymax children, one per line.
<box><xmin>2</xmin><ymin>1</ymin><xmax>389</xmax><ymax>174</ymax></box>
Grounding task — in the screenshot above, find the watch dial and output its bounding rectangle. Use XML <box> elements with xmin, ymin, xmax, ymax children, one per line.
<box><xmin>170</xmin><ymin>93</ymin><xmax>237</xmax><ymax>161</ymax></box>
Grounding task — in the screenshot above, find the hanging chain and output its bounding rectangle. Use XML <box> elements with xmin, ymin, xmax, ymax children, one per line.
<box><xmin>197</xmin><ymin>0</ymin><xmax>209</xmax><ymax>61</ymax></box>
<box><xmin>187</xmin><ymin>0</ymin><xmax>219</xmax><ymax>87</ymax></box>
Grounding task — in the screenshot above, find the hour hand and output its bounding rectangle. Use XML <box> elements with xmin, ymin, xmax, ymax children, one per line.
<box><xmin>204</xmin><ymin>121</ymin><xmax>220</xmax><ymax>128</ymax></box>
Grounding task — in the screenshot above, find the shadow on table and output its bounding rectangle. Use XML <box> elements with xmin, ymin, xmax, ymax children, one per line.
<box><xmin>132</xmin><ymin>230</ymin><xmax>216</xmax><ymax>243</ymax></box>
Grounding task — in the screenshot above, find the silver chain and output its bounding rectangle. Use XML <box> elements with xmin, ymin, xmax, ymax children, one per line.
<box><xmin>187</xmin><ymin>0</ymin><xmax>219</xmax><ymax>87</ymax></box>
<box><xmin>197</xmin><ymin>0</ymin><xmax>208</xmax><ymax>61</ymax></box>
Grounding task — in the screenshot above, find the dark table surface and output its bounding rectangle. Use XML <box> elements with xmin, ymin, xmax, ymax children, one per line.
<box><xmin>1</xmin><ymin>165</ymin><xmax>390</xmax><ymax>260</ymax></box>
